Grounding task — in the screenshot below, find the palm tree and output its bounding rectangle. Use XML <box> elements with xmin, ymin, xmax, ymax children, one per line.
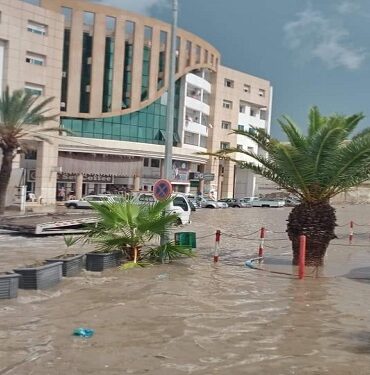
<box><xmin>208</xmin><ymin>107</ymin><xmax>370</xmax><ymax>266</ymax></box>
<box><xmin>0</xmin><ymin>86</ymin><xmax>59</xmax><ymax>214</ymax></box>
<box><xmin>85</xmin><ymin>198</ymin><xmax>194</xmax><ymax>266</ymax></box>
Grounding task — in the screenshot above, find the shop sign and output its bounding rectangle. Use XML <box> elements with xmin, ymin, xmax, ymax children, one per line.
<box><xmin>57</xmin><ymin>173</ymin><xmax>113</xmax><ymax>183</ymax></box>
<box><xmin>203</xmin><ymin>173</ymin><xmax>215</xmax><ymax>181</ymax></box>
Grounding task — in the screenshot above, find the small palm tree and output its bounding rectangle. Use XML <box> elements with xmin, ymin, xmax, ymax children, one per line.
<box><xmin>86</xmin><ymin>198</ymin><xmax>194</xmax><ymax>266</ymax></box>
<box><xmin>0</xmin><ymin>86</ymin><xmax>59</xmax><ymax>214</ymax></box>
<box><xmin>207</xmin><ymin>107</ymin><xmax>370</xmax><ymax>266</ymax></box>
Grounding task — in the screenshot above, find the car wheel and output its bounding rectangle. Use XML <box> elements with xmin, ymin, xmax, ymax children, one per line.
<box><xmin>68</xmin><ymin>204</ymin><xmax>77</xmax><ymax>209</ymax></box>
<box><xmin>176</xmin><ymin>218</ymin><xmax>182</xmax><ymax>225</ymax></box>
<box><xmin>206</xmin><ymin>205</ymin><xmax>215</xmax><ymax>208</ymax></box>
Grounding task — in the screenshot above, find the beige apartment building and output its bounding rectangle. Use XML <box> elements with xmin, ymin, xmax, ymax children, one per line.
<box><xmin>1</xmin><ymin>0</ymin><xmax>273</xmax><ymax>207</ymax></box>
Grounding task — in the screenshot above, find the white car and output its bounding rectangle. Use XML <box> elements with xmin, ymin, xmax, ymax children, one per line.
<box><xmin>199</xmin><ymin>198</ymin><xmax>228</xmax><ymax>209</ymax></box>
<box><xmin>251</xmin><ymin>198</ymin><xmax>285</xmax><ymax>208</ymax></box>
<box><xmin>134</xmin><ymin>193</ymin><xmax>191</xmax><ymax>225</ymax></box>
<box><xmin>64</xmin><ymin>195</ymin><xmax>116</xmax><ymax>209</ymax></box>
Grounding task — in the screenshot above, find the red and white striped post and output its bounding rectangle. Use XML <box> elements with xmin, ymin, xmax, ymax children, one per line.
<box><xmin>349</xmin><ymin>221</ymin><xmax>354</xmax><ymax>244</ymax></box>
<box><xmin>299</xmin><ymin>235</ymin><xmax>306</xmax><ymax>280</ymax></box>
<box><xmin>258</xmin><ymin>227</ymin><xmax>266</xmax><ymax>258</ymax></box>
<box><xmin>214</xmin><ymin>230</ymin><xmax>221</xmax><ymax>263</ymax></box>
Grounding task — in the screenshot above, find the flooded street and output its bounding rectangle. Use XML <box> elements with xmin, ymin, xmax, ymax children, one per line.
<box><xmin>1</xmin><ymin>205</ymin><xmax>370</xmax><ymax>374</ymax></box>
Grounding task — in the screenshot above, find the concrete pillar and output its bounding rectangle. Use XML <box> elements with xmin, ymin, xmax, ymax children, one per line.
<box><xmin>35</xmin><ymin>141</ymin><xmax>58</xmax><ymax>205</ymax></box>
<box><xmin>75</xmin><ymin>173</ymin><xmax>84</xmax><ymax>200</ymax></box>
<box><xmin>221</xmin><ymin>160</ymin><xmax>235</xmax><ymax>198</ymax></box>
<box><xmin>133</xmin><ymin>175</ymin><xmax>141</xmax><ymax>191</ymax></box>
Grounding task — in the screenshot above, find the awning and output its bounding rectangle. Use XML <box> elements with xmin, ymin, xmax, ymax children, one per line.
<box><xmin>58</xmin><ymin>152</ymin><xmax>143</xmax><ymax>176</ymax></box>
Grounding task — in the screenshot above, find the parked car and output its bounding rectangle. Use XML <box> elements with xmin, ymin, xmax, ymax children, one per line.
<box><xmin>218</xmin><ymin>198</ymin><xmax>251</xmax><ymax>208</ymax></box>
<box><xmin>251</xmin><ymin>198</ymin><xmax>285</xmax><ymax>208</ymax></box>
<box><xmin>284</xmin><ymin>197</ymin><xmax>300</xmax><ymax>207</ymax></box>
<box><xmin>134</xmin><ymin>193</ymin><xmax>192</xmax><ymax>225</ymax></box>
<box><xmin>243</xmin><ymin>196</ymin><xmax>259</xmax><ymax>203</ymax></box>
<box><xmin>64</xmin><ymin>195</ymin><xmax>116</xmax><ymax>209</ymax></box>
<box><xmin>199</xmin><ymin>198</ymin><xmax>228</xmax><ymax>209</ymax></box>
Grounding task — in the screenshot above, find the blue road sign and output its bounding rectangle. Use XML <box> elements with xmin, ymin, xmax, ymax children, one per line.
<box><xmin>153</xmin><ymin>179</ymin><xmax>173</xmax><ymax>201</ymax></box>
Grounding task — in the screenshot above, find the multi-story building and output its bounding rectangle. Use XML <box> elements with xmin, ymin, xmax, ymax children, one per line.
<box><xmin>1</xmin><ymin>0</ymin><xmax>273</xmax><ymax>206</ymax></box>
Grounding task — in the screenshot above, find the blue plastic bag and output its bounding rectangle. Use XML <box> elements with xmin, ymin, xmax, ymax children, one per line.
<box><xmin>73</xmin><ymin>328</ymin><xmax>95</xmax><ymax>338</ymax></box>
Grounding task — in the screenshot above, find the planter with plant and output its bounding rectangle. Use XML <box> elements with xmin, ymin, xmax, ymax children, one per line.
<box><xmin>85</xmin><ymin>197</ymin><xmax>194</xmax><ymax>270</ymax></box>
<box><xmin>46</xmin><ymin>236</ymin><xmax>84</xmax><ymax>277</ymax></box>
<box><xmin>13</xmin><ymin>261</ymin><xmax>63</xmax><ymax>290</ymax></box>
<box><xmin>0</xmin><ymin>273</ymin><xmax>21</xmax><ymax>299</ymax></box>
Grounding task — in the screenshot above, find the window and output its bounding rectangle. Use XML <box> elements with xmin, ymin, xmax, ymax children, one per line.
<box><xmin>61</xmin><ymin>7</ymin><xmax>72</xmax><ymax>27</ymax></box>
<box><xmin>185</xmin><ymin>107</ymin><xmax>201</xmax><ymax>123</ymax></box>
<box><xmin>141</xmin><ymin>26</ymin><xmax>153</xmax><ymax>101</ymax></box>
<box><xmin>151</xmin><ymin>158</ymin><xmax>160</xmax><ymax>168</ymax></box>
<box><xmin>221</xmin><ymin>121</ymin><xmax>231</xmax><ymax>130</ymax></box>
<box><xmin>222</xmin><ymin>100</ymin><xmax>232</xmax><ymax>109</ymax></box>
<box><xmin>122</xmin><ymin>20</ymin><xmax>135</xmax><ymax>109</ymax></box>
<box><xmin>224</xmin><ymin>79</ymin><xmax>234</xmax><ymax>88</ymax></box>
<box><xmin>186</xmin><ymin>40</ymin><xmax>192</xmax><ymax>66</ymax></box>
<box><xmin>204</xmin><ymin>49</ymin><xmax>208</xmax><ymax>63</ymax></box>
<box><xmin>173</xmin><ymin>196</ymin><xmax>188</xmax><ymax>211</ymax></box>
<box><xmin>200</xmin><ymin>135</ymin><xmax>207</xmax><ymax>148</ymax></box>
<box><xmin>27</xmin><ymin>21</ymin><xmax>47</xmax><ymax>36</ymax></box>
<box><xmin>247</xmin><ymin>146</ymin><xmax>254</xmax><ymax>152</ymax></box>
<box><xmin>24</xmin><ymin>150</ymin><xmax>37</xmax><ymax>160</ymax></box>
<box><xmin>239</xmin><ymin>101</ymin><xmax>247</xmax><ymax>113</ymax></box>
<box><xmin>259</xmin><ymin>89</ymin><xmax>265</xmax><ymax>97</ymax></box>
<box><xmin>250</xmin><ymin>108</ymin><xmax>258</xmax><ymax>117</ymax></box>
<box><xmin>201</xmin><ymin>113</ymin><xmax>209</xmax><ymax>127</ymax></box>
<box><xmin>195</xmin><ymin>45</ymin><xmax>201</xmax><ymax>64</ymax></box>
<box><xmin>238</xmin><ymin>125</ymin><xmax>244</xmax><ymax>131</ymax></box>
<box><xmin>237</xmin><ymin>144</ymin><xmax>243</xmax><ymax>151</ymax></box>
<box><xmin>202</xmin><ymin>90</ymin><xmax>210</xmax><ymax>105</ymax></box>
<box><xmin>186</xmin><ymin>84</ymin><xmax>201</xmax><ymax>100</ymax></box>
<box><xmin>244</xmin><ymin>84</ymin><xmax>250</xmax><ymax>93</ymax></box>
<box><xmin>260</xmin><ymin>110</ymin><xmax>267</xmax><ymax>120</ymax></box>
<box><xmin>175</xmin><ymin>36</ymin><xmax>181</xmax><ymax>73</ymax></box>
<box><xmin>25</xmin><ymin>83</ymin><xmax>44</xmax><ymax>96</ymax></box>
<box><xmin>25</xmin><ymin>52</ymin><xmax>45</xmax><ymax>66</ymax></box>
<box><xmin>143</xmin><ymin>158</ymin><xmax>149</xmax><ymax>167</ymax></box>
<box><xmin>220</xmin><ymin>142</ymin><xmax>230</xmax><ymax>150</ymax></box>
<box><xmin>184</xmin><ymin>131</ymin><xmax>199</xmax><ymax>146</ymax></box>
<box><xmin>157</xmin><ymin>30</ymin><xmax>167</xmax><ymax>90</ymax></box>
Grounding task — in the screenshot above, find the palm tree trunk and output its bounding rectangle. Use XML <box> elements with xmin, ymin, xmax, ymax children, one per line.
<box><xmin>287</xmin><ymin>201</ymin><xmax>336</xmax><ymax>267</ymax></box>
<box><xmin>0</xmin><ymin>148</ymin><xmax>15</xmax><ymax>215</ymax></box>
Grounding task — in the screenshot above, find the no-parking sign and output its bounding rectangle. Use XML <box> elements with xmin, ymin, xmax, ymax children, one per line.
<box><xmin>153</xmin><ymin>179</ymin><xmax>173</xmax><ymax>201</ymax></box>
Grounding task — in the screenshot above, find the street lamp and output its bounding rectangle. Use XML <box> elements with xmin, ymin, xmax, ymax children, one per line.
<box><xmin>162</xmin><ymin>0</ymin><xmax>178</xmax><ymax>180</ymax></box>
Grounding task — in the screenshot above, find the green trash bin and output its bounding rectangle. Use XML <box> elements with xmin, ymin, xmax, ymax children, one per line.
<box><xmin>174</xmin><ymin>232</ymin><xmax>196</xmax><ymax>249</ymax></box>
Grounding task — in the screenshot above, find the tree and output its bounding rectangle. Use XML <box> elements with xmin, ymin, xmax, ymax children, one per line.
<box><xmin>85</xmin><ymin>198</ymin><xmax>194</xmax><ymax>267</ymax></box>
<box><xmin>0</xmin><ymin>87</ymin><xmax>59</xmax><ymax>214</ymax></box>
<box><xmin>207</xmin><ymin>107</ymin><xmax>370</xmax><ymax>266</ymax></box>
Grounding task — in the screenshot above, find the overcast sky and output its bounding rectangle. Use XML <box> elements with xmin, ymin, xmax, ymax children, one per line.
<box><xmin>91</xmin><ymin>0</ymin><xmax>370</xmax><ymax>139</ymax></box>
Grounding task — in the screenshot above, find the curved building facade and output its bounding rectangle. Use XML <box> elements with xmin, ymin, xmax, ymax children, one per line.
<box><xmin>2</xmin><ymin>0</ymin><xmax>272</xmax><ymax>205</ymax></box>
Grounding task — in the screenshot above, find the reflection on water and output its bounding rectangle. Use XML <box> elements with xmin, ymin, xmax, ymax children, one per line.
<box><xmin>1</xmin><ymin>207</ymin><xmax>370</xmax><ymax>374</ymax></box>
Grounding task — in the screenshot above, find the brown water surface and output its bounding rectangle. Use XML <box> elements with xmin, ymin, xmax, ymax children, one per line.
<box><xmin>0</xmin><ymin>205</ymin><xmax>370</xmax><ymax>374</ymax></box>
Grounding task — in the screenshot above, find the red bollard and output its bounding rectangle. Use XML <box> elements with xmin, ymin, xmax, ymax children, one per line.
<box><xmin>349</xmin><ymin>221</ymin><xmax>354</xmax><ymax>244</ymax></box>
<box><xmin>214</xmin><ymin>230</ymin><xmax>221</xmax><ymax>262</ymax></box>
<box><xmin>258</xmin><ymin>227</ymin><xmax>266</xmax><ymax>258</ymax></box>
<box><xmin>299</xmin><ymin>235</ymin><xmax>306</xmax><ymax>280</ymax></box>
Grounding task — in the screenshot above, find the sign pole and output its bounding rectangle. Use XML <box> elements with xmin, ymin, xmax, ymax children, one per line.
<box><xmin>163</xmin><ymin>0</ymin><xmax>178</xmax><ymax>180</ymax></box>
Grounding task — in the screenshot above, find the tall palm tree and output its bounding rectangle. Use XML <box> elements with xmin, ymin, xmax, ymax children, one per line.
<box><xmin>208</xmin><ymin>107</ymin><xmax>370</xmax><ymax>266</ymax></box>
<box><xmin>0</xmin><ymin>87</ymin><xmax>59</xmax><ymax>214</ymax></box>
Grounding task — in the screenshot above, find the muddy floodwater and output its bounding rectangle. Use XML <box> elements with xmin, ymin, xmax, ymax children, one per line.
<box><xmin>1</xmin><ymin>205</ymin><xmax>370</xmax><ymax>374</ymax></box>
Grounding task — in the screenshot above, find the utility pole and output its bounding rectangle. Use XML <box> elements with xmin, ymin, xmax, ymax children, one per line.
<box><xmin>162</xmin><ymin>0</ymin><xmax>178</xmax><ymax>179</ymax></box>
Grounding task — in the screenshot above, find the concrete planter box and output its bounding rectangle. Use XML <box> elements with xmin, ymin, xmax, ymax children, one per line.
<box><xmin>14</xmin><ymin>262</ymin><xmax>63</xmax><ymax>290</ymax></box>
<box><xmin>46</xmin><ymin>254</ymin><xmax>84</xmax><ymax>277</ymax></box>
<box><xmin>0</xmin><ymin>273</ymin><xmax>21</xmax><ymax>299</ymax></box>
<box><xmin>85</xmin><ymin>251</ymin><xmax>122</xmax><ymax>272</ymax></box>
